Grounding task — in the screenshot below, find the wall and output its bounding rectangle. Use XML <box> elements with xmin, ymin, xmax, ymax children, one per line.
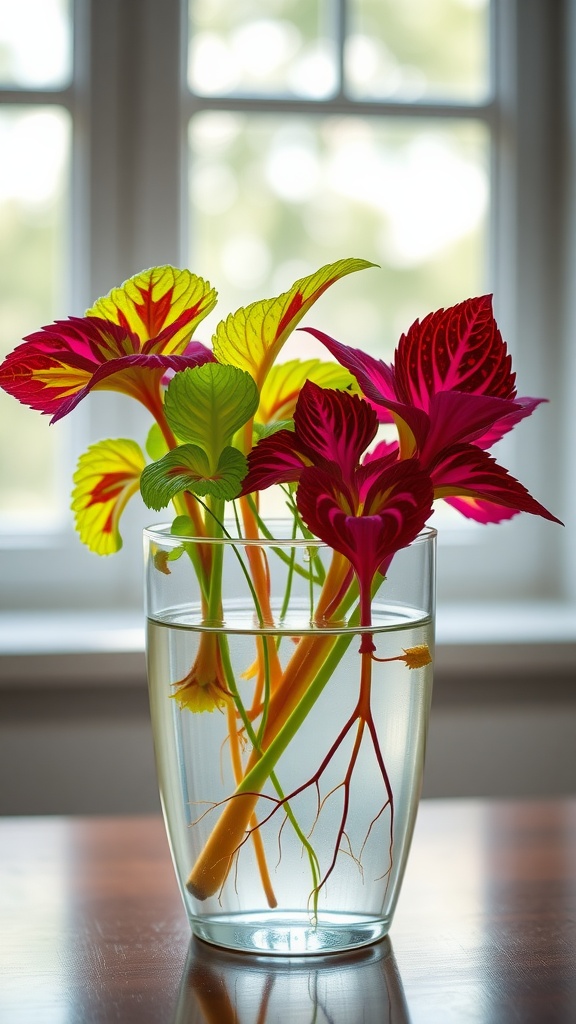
<box><xmin>0</xmin><ymin>636</ymin><xmax>574</xmax><ymax>816</ymax></box>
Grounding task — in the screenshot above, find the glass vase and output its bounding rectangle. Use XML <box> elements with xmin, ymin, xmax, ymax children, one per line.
<box><xmin>144</xmin><ymin>522</ymin><xmax>436</xmax><ymax>956</ymax></box>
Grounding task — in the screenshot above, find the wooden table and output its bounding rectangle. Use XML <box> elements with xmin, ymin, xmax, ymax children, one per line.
<box><xmin>1</xmin><ymin>800</ymin><xmax>575</xmax><ymax>1023</ymax></box>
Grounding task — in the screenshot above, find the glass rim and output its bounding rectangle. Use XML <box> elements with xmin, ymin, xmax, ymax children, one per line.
<box><xmin>144</xmin><ymin>521</ymin><xmax>437</xmax><ymax>548</ymax></box>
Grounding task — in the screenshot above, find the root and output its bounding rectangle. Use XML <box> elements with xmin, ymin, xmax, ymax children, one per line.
<box><xmin>227</xmin><ymin>653</ymin><xmax>395</xmax><ymax>902</ymax></box>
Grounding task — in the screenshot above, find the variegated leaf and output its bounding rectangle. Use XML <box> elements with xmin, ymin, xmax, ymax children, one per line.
<box><xmin>140</xmin><ymin>444</ymin><xmax>247</xmax><ymax>509</ymax></box>
<box><xmin>256</xmin><ymin>358</ymin><xmax>357</xmax><ymax>426</ymax></box>
<box><xmin>87</xmin><ymin>266</ymin><xmax>217</xmax><ymax>354</ymax></box>
<box><xmin>213</xmin><ymin>258</ymin><xmax>375</xmax><ymax>385</ymax></box>
<box><xmin>71</xmin><ymin>438</ymin><xmax>146</xmax><ymax>554</ymax></box>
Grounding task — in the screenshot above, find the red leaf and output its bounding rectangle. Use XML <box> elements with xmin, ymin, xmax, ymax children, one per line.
<box><xmin>431</xmin><ymin>445</ymin><xmax>562</xmax><ymax>524</ymax></box>
<box><xmin>394</xmin><ymin>295</ymin><xmax>516</xmax><ymax>408</ymax></box>
<box><xmin>443</xmin><ymin>496</ymin><xmax>521</xmax><ymax>524</ymax></box>
<box><xmin>241</xmin><ymin>429</ymin><xmax>312</xmax><ymax>493</ymax></box>
<box><xmin>296</xmin><ymin>461</ymin><xmax>434</xmax><ymax>617</ymax></box>
<box><xmin>243</xmin><ymin>383</ymin><xmax>380</xmax><ymax>496</ymax></box>
<box><xmin>301</xmin><ymin>327</ymin><xmax>429</xmax><ymax>452</ymax></box>
<box><xmin>293</xmin><ymin>382</ymin><xmax>378</xmax><ymax>483</ymax></box>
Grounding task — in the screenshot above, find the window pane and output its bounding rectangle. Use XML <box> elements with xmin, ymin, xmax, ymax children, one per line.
<box><xmin>188</xmin><ymin>112</ymin><xmax>488</xmax><ymax>356</ymax></box>
<box><xmin>0</xmin><ymin>0</ymin><xmax>72</xmax><ymax>88</ymax></box>
<box><xmin>188</xmin><ymin>0</ymin><xmax>336</xmax><ymax>98</ymax></box>
<box><xmin>0</xmin><ymin>107</ymin><xmax>71</xmax><ymax>526</ymax></box>
<box><xmin>347</xmin><ymin>0</ymin><xmax>490</xmax><ymax>101</ymax></box>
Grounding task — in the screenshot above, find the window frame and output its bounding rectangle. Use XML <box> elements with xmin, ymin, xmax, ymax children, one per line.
<box><xmin>0</xmin><ymin>0</ymin><xmax>572</xmax><ymax>620</ymax></box>
<box><xmin>182</xmin><ymin>0</ymin><xmax>568</xmax><ymax>606</ymax></box>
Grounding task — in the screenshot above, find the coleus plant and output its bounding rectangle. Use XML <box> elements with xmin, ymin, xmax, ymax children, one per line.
<box><xmin>0</xmin><ymin>259</ymin><xmax>561</xmax><ymax>906</ymax></box>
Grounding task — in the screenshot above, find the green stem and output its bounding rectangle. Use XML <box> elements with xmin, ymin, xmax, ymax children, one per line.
<box><xmin>276</xmin><ymin>517</ymin><xmax>298</xmax><ymax>651</ymax></box>
<box><xmin>226</xmin><ymin>571</ymin><xmax>384</xmax><ymax>803</ymax></box>
<box><xmin>218</xmin><ymin>626</ymin><xmax>321</xmax><ymax>900</ymax></box>
<box><xmin>190</xmin><ymin>502</ymin><xmax>321</xmax><ymax>890</ymax></box>
<box><xmin>245</xmin><ymin>495</ymin><xmax>324</xmax><ymax>585</ymax></box>
<box><xmin>233</xmin><ymin>617</ymin><xmax>359</xmax><ymax>799</ymax></box>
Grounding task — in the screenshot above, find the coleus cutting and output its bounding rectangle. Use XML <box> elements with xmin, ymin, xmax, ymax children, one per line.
<box><xmin>0</xmin><ymin>260</ymin><xmax>559</xmax><ymax>558</ymax></box>
<box><xmin>0</xmin><ymin>259</ymin><xmax>561</xmax><ymax>903</ymax></box>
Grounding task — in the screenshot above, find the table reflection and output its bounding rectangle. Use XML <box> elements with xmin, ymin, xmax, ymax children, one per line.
<box><xmin>175</xmin><ymin>936</ymin><xmax>411</xmax><ymax>1024</ymax></box>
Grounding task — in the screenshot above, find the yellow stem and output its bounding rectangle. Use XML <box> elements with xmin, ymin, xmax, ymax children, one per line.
<box><xmin>186</xmin><ymin>551</ymin><xmax>356</xmax><ymax>898</ymax></box>
<box><xmin>225</xmin><ymin>701</ymin><xmax>277</xmax><ymax>909</ymax></box>
<box><xmin>186</xmin><ymin>629</ymin><xmax>341</xmax><ymax>899</ymax></box>
<box><xmin>238</xmin><ymin>494</ymin><xmax>284</xmax><ymax>686</ymax></box>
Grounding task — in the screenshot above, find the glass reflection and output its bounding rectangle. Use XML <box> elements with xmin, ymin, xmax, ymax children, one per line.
<box><xmin>174</xmin><ymin>935</ymin><xmax>412</xmax><ymax>1024</ymax></box>
<box><xmin>0</xmin><ymin>822</ymin><xmax>70</xmax><ymax>1024</ymax></box>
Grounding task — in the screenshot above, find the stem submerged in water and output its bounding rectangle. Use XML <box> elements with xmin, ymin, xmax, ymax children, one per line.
<box><xmin>185</xmin><ymin>560</ymin><xmax>392</xmax><ymax>904</ymax></box>
<box><xmin>186</xmin><ymin>621</ymin><xmax>358</xmax><ymax>900</ymax></box>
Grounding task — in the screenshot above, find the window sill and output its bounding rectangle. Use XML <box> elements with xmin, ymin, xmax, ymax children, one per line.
<box><xmin>0</xmin><ymin>611</ymin><xmax>146</xmax><ymax>687</ymax></box>
<box><xmin>0</xmin><ymin>602</ymin><xmax>574</xmax><ymax>690</ymax></box>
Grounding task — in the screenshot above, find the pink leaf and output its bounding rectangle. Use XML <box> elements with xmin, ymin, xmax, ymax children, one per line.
<box><xmin>293</xmin><ymin>381</ymin><xmax>378</xmax><ymax>483</ymax></box>
<box><xmin>296</xmin><ymin>461</ymin><xmax>434</xmax><ymax>629</ymax></box>
<box><xmin>475</xmin><ymin>396</ymin><xmax>546</xmax><ymax>448</ymax></box>
<box><xmin>300</xmin><ymin>328</ymin><xmax>427</xmax><ymax>444</ymax></box>
<box><xmin>419</xmin><ymin>390</ymin><xmax>522</xmax><ymax>465</ymax></box>
<box><xmin>442</xmin><ymin>496</ymin><xmax>521</xmax><ymax>525</ymax></box>
<box><xmin>362</xmin><ymin>439</ymin><xmax>400</xmax><ymax>464</ymax></box>
<box><xmin>431</xmin><ymin>445</ymin><xmax>562</xmax><ymax>524</ymax></box>
<box><xmin>241</xmin><ymin>429</ymin><xmax>311</xmax><ymax>493</ymax></box>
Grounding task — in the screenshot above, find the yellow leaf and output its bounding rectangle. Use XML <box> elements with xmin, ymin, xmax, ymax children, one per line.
<box><xmin>256</xmin><ymin>358</ymin><xmax>358</xmax><ymax>426</ymax></box>
<box><xmin>71</xmin><ymin>438</ymin><xmax>146</xmax><ymax>554</ymax></box>
<box><xmin>87</xmin><ymin>266</ymin><xmax>217</xmax><ymax>354</ymax></box>
<box><xmin>213</xmin><ymin>258</ymin><xmax>375</xmax><ymax>386</ymax></box>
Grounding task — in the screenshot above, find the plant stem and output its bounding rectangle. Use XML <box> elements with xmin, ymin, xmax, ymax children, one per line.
<box><xmin>218</xmin><ymin>631</ymin><xmax>321</xmax><ymax>907</ymax></box>
<box><xmin>186</xmin><ymin>567</ymin><xmax>387</xmax><ymax>901</ymax></box>
<box><xmin>225</xmin><ymin>700</ymin><xmax>277</xmax><ymax>909</ymax></box>
<box><xmin>186</xmin><ymin>620</ymin><xmax>358</xmax><ymax>900</ymax></box>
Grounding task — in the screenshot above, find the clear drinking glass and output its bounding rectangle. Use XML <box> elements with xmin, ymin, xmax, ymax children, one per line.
<box><xmin>144</xmin><ymin>523</ymin><xmax>436</xmax><ymax>955</ymax></box>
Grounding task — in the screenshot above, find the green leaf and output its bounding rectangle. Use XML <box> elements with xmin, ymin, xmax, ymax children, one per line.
<box><xmin>166</xmin><ymin>514</ymin><xmax>196</xmax><ymax>561</ymax></box>
<box><xmin>140</xmin><ymin>444</ymin><xmax>248</xmax><ymax>509</ymax></box>
<box><xmin>164</xmin><ymin>363</ymin><xmax>259</xmax><ymax>465</ymax></box>
<box><xmin>253</xmin><ymin>419</ymin><xmax>295</xmax><ymax>440</ymax></box>
<box><xmin>171</xmin><ymin>514</ymin><xmax>195</xmax><ymax>535</ymax></box>
<box><xmin>146</xmin><ymin>422</ymin><xmax>169</xmax><ymax>461</ymax></box>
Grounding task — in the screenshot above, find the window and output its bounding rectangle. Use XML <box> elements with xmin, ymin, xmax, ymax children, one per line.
<box><xmin>0</xmin><ymin>0</ymin><xmax>72</xmax><ymax>529</ymax></box>
<box><xmin>0</xmin><ymin>0</ymin><xmax>571</xmax><ymax>617</ymax></box>
<box><xmin>185</xmin><ymin>0</ymin><xmax>490</xmax><ymax>347</ymax></box>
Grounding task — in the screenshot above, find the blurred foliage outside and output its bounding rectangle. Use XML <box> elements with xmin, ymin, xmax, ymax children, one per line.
<box><xmin>188</xmin><ymin>114</ymin><xmax>488</xmax><ymax>360</ymax></box>
<box><xmin>188</xmin><ymin>0</ymin><xmax>488</xmax><ymax>100</ymax></box>
<box><xmin>187</xmin><ymin>0</ymin><xmax>489</xmax><ymax>353</ymax></box>
<box><xmin>0</xmin><ymin>0</ymin><xmax>489</xmax><ymax>527</ymax></box>
<box><xmin>0</xmin><ymin>0</ymin><xmax>71</xmax><ymax>88</ymax></box>
<box><xmin>0</xmin><ymin>108</ymin><xmax>69</xmax><ymax>523</ymax></box>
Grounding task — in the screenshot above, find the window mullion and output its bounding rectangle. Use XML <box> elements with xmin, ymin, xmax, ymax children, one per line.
<box><xmin>81</xmin><ymin>0</ymin><xmax>124</xmax><ymax>305</ymax></box>
<box><xmin>79</xmin><ymin>0</ymin><xmax>184</xmax><ymax>299</ymax></box>
<box><xmin>118</xmin><ymin>0</ymin><xmax>184</xmax><ymax>275</ymax></box>
<box><xmin>334</xmin><ymin>0</ymin><xmax>347</xmax><ymax>97</ymax></box>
